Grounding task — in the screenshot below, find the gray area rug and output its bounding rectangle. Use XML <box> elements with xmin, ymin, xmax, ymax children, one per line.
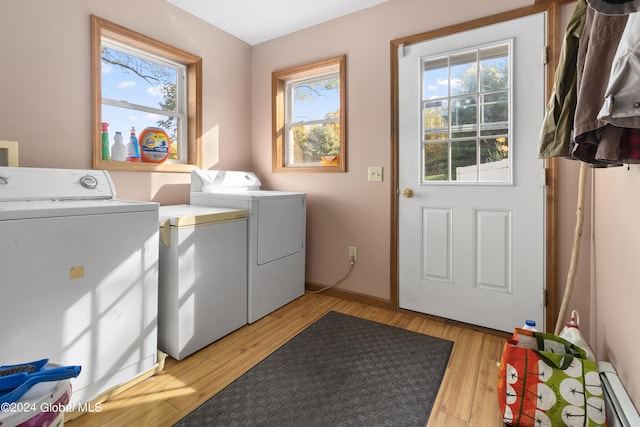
<box><xmin>175</xmin><ymin>311</ymin><xmax>453</xmax><ymax>427</ymax></box>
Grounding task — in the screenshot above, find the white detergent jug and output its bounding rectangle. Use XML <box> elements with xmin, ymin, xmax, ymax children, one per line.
<box><xmin>559</xmin><ymin>310</ymin><xmax>596</xmax><ymax>360</ymax></box>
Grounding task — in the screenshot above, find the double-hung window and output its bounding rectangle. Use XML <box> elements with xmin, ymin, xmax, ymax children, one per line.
<box><xmin>91</xmin><ymin>15</ymin><xmax>202</xmax><ymax>172</ymax></box>
<box><xmin>273</xmin><ymin>56</ymin><xmax>346</xmax><ymax>172</ymax></box>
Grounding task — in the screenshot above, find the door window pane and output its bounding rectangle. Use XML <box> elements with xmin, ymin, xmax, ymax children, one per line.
<box><xmin>482</xmin><ymin>92</ymin><xmax>508</xmax><ymax>125</ymax></box>
<box><xmin>450</xmin><ymin>51</ymin><xmax>477</xmax><ymax>96</ymax></box>
<box><xmin>480</xmin><ymin>45</ymin><xmax>509</xmax><ymax>92</ymax></box>
<box><xmin>424</xmin><ymin>141</ymin><xmax>449</xmax><ymax>181</ymax></box>
<box><xmin>423</xmin><ymin>57</ymin><xmax>448</xmax><ymax>99</ymax></box>
<box><xmin>423</xmin><ymin>99</ymin><xmax>449</xmax><ymax>132</ymax></box>
<box><xmin>451</xmin><ymin>96</ymin><xmax>477</xmax><ymax>128</ymax></box>
<box><xmin>479</xmin><ymin>137</ymin><xmax>509</xmax><ymax>181</ymax></box>
<box><xmin>452</xmin><ymin>139</ymin><xmax>477</xmax><ymax>181</ymax></box>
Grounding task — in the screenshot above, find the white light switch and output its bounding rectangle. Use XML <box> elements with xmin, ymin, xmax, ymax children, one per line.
<box><xmin>368</xmin><ymin>166</ymin><xmax>383</xmax><ymax>182</ymax></box>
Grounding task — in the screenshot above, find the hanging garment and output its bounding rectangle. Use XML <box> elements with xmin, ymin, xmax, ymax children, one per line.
<box><xmin>587</xmin><ymin>0</ymin><xmax>640</xmax><ymax>15</ymax></box>
<box><xmin>597</xmin><ymin>13</ymin><xmax>640</xmax><ymax>129</ymax></box>
<box><xmin>539</xmin><ymin>0</ymin><xmax>587</xmax><ymax>159</ymax></box>
<box><xmin>571</xmin><ymin>5</ymin><xmax>628</xmax><ymax>164</ymax></box>
<box><xmin>619</xmin><ymin>128</ymin><xmax>640</xmax><ymax>163</ymax></box>
<box><xmin>572</xmin><ymin>126</ymin><xmax>624</xmax><ymax>164</ymax></box>
<box><xmin>574</xmin><ymin>8</ymin><xmax>628</xmax><ymax>137</ymax></box>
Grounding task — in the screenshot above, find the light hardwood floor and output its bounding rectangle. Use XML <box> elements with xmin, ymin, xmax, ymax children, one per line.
<box><xmin>66</xmin><ymin>293</ymin><xmax>509</xmax><ymax>426</ymax></box>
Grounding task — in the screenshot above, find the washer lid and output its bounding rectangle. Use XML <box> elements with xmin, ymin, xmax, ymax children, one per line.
<box><xmin>0</xmin><ymin>199</ymin><xmax>158</xmax><ymax>221</ymax></box>
<box><xmin>159</xmin><ymin>204</ymin><xmax>247</xmax><ymax>227</ymax></box>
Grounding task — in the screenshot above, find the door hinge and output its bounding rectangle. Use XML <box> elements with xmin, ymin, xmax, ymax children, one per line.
<box><xmin>540</xmin><ymin>168</ymin><xmax>549</xmax><ymax>186</ymax></box>
<box><xmin>398</xmin><ymin>43</ymin><xmax>407</xmax><ymax>58</ymax></box>
<box><xmin>542</xmin><ymin>46</ymin><xmax>548</xmax><ymax>65</ymax></box>
<box><xmin>544</xmin><ymin>289</ymin><xmax>548</xmax><ymax>307</ymax></box>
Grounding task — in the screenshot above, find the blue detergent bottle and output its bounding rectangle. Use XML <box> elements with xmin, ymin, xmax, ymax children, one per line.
<box><xmin>126</xmin><ymin>127</ymin><xmax>141</xmax><ymax>162</ymax></box>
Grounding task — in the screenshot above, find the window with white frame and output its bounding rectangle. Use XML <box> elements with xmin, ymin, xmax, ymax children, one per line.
<box><xmin>422</xmin><ymin>42</ymin><xmax>510</xmax><ymax>183</ymax></box>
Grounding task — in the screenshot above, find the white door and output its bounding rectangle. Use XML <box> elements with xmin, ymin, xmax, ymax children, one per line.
<box><xmin>398</xmin><ymin>13</ymin><xmax>547</xmax><ymax>332</ymax></box>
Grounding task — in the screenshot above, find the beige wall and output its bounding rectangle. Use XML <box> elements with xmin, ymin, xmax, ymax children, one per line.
<box><xmin>0</xmin><ymin>0</ymin><xmax>252</xmax><ymax>205</ymax></box>
<box><xmin>1</xmin><ymin>0</ymin><xmax>637</xmax><ymax>410</ymax></box>
<box><xmin>594</xmin><ymin>166</ymin><xmax>640</xmax><ymax>403</ymax></box>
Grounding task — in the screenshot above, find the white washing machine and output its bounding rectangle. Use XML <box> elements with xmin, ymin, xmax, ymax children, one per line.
<box><xmin>191</xmin><ymin>170</ymin><xmax>306</xmax><ymax>323</ymax></box>
<box><xmin>0</xmin><ymin>166</ymin><xmax>160</xmax><ymax>405</ymax></box>
<box><xmin>158</xmin><ymin>204</ymin><xmax>248</xmax><ymax>360</ymax></box>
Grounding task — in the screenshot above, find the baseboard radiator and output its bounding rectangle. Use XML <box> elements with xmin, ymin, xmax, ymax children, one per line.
<box><xmin>598</xmin><ymin>362</ymin><xmax>640</xmax><ymax>427</ymax></box>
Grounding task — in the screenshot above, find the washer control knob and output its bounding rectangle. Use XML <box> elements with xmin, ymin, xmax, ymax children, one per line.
<box><xmin>0</xmin><ymin>175</ymin><xmax>8</xmax><ymax>185</ymax></box>
<box><xmin>80</xmin><ymin>175</ymin><xmax>98</xmax><ymax>189</ymax></box>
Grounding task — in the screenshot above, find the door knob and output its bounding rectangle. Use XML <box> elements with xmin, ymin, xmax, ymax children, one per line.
<box><xmin>401</xmin><ymin>188</ymin><xmax>414</xmax><ymax>198</ymax></box>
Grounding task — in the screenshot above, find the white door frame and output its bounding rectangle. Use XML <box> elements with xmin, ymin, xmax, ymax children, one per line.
<box><xmin>389</xmin><ymin>3</ymin><xmax>559</xmax><ymax>332</ymax></box>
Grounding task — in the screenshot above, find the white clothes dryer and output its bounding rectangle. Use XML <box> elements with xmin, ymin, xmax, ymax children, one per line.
<box><xmin>0</xmin><ymin>167</ymin><xmax>160</xmax><ymax>405</ymax></box>
<box><xmin>158</xmin><ymin>204</ymin><xmax>248</xmax><ymax>360</ymax></box>
<box><xmin>190</xmin><ymin>170</ymin><xmax>306</xmax><ymax>323</ymax></box>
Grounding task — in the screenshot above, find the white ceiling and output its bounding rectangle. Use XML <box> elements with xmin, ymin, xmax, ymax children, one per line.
<box><xmin>165</xmin><ymin>0</ymin><xmax>389</xmax><ymax>45</ymax></box>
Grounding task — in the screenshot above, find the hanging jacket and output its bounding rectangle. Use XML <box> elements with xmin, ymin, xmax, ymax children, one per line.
<box><xmin>539</xmin><ymin>0</ymin><xmax>587</xmax><ymax>158</ymax></box>
<box><xmin>574</xmin><ymin>7</ymin><xmax>628</xmax><ymax>138</ymax></box>
<box><xmin>598</xmin><ymin>13</ymin><xmax>640</xmax><ymax>129</ymax></box>
<box><xmin>571</xmin><ymin>4</ymin><xmax>628</xmax><ymax>164</ymax></box>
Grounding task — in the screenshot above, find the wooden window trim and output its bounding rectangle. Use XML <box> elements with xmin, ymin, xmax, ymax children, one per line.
<box><xmin>272</xmin><ymin>55</ymin><xmax>347</xmax><ymax>173</ymax></box>
<box><xmin>91</xmin><ymin>15</ymin><xmax>202</xmax><ymax>172</ymax></box>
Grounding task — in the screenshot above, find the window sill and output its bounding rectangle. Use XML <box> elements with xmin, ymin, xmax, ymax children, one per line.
<box><xmin>273</xmin><ymin>165</ymin><xmax>345</xmax><ymax>173</ymax></box>
<box><xmin>93</xmin><ymin>159</ymin><xmax>199</xmax><ymax>173</ymax></box>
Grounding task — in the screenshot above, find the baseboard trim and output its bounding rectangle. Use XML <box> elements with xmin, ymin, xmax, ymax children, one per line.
<box><xmin>305</xmin><ymin>282</ymin><xmax>390</xmax><ymax>309</ymax></box>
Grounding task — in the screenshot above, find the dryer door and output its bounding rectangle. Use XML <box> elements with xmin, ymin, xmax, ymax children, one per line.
<box><xmin>256</xmin><ymin>195</ymin><xmax>305</xmax><ymax>265</ymax></box>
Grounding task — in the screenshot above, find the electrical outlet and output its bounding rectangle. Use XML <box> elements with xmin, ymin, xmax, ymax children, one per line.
<box><xmin>349</xmin><ymin>246</ymin><xmax>358</xmax><ymax>263</ymax></box>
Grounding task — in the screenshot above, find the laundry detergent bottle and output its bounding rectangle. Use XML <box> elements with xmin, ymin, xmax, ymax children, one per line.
<box><xmin>139</xmin><ymin>127</ymin><xmax>170</xmax><ymax>163</ymax></box>
<box><xmin>126</xmin><ymin>127</ymin><xmax>141</xmax><ymax>162</ymax></box>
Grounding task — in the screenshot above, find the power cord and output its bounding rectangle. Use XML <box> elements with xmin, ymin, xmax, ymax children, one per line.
<box><xmin>306</xmin><ymin>260</ymin><xmax>355</xmax><ymax>294</ymax></box>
